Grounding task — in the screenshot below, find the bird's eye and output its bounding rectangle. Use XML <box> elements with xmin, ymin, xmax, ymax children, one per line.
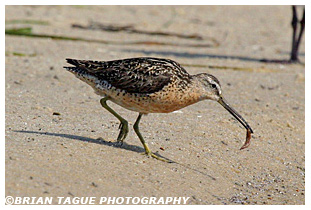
<box><xmin>211</xmin><ymin>84</ymin><xmax>217</xmax><ymax>89</ymax></box>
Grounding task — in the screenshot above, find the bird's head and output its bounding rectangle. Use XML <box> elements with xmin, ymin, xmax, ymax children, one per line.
<box><xmin>195</xmin><ymin>73</ymin><xmax>222</xmax><ymax>101</ymax></box>
<box><xmin>195</xmin><ymin>73</ymin><xmax>253</xmax><ymax>133</ymax></box>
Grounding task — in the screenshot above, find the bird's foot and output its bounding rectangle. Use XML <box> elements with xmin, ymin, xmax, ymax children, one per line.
<box><xmin>115</xmin><ymin>141</ymin><xmax>124</xmax><ymax>147</ymax></box>
<box><xmin>141</xmin><ymin>151</ymin><xmax>172</xmax><ymax>163</ymax></box>
<box><xmin>116</xmin><ymin>121</ymin><xmax>129</xmax><ymax>144</ymax></box>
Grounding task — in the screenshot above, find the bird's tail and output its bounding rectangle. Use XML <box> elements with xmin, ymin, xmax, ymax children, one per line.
<box><xmin>64</xmin><ymin>58</ymin><xmax>98</xmax><ymax>84</ymax></box>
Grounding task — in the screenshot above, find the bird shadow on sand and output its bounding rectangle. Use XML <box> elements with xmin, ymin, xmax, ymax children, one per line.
<box><xmin>121</xmin><ymin>49</ymin><xmax>305</xmax><ymax>64</ymax></box>
<box><xmin>14</xmin><ymin>130</ymin><xmax>217</xmax><ymax>181</ymax></box>
<box><xmin>14</xmin><ymin>130</ymin><xmax>177</xmax><ymax>162</ymax></box>
<box><xmin>14</xmin><ymin>130</ymin><xmax>151</xmax><ymax>155</ymax></box>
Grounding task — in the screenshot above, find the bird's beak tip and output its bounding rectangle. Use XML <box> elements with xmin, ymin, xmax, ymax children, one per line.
<box><xmin>218</xmin><ymin>96</ymin><xmax>253</xmax><ymax>133</ymax></box>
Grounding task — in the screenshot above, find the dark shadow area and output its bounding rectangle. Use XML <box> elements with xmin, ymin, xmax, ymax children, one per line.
<box><xmin>259</xmin><ymin>58</ymin><xmax>304</xmax><ymax>64</ymax></box>
<box><xmin>14</xmin><ymin>130</ymin><xmax>172</xmax><ymax>162</ymax></box>
<box><xmin>121</xmin><ymin>49</ymin><xmax>305</xmax><ymax>64</ymax></box>
<box><xmin>13</xmin><ymin>130</ymin><xmax>217</xmax><ymax>180</ymax></box>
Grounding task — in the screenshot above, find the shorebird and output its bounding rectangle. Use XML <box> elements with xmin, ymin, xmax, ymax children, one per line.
<box><xmin>261</xmin><ymin>6</ymin><xmax>305</xmax><ymax>63</ymax></box>
<box><xmin>64</xmin><ymin>57</ymin><xmax>253</xmax><ymax>162</ymax></box>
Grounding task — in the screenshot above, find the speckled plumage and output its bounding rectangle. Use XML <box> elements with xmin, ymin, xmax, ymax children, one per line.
<box><xmin>64</xmin><ymin>57</ymin><xmax>218</xmax><ymax>114</ymax></box>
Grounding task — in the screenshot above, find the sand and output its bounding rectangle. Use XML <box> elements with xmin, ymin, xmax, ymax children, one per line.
<box><xmin>5</xmin><ymin>5</ymin><xmax>305</xmax><ymax>204</ymax></box>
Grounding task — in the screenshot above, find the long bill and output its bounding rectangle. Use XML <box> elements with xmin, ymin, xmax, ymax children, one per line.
<box><xmin>218</xmin><ymin>96</ymin><xmax>253</xmax><ymax>133</ymax></box>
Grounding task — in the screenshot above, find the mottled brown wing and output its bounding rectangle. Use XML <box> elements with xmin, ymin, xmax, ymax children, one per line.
<box><xmin>65</xmin><ymin>57</ymin><xmax>190</xmax><ymax>94</ymax></box>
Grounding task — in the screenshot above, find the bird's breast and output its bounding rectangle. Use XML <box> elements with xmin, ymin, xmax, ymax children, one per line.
<box><xmin>106</xmin><ymin>83</ymin><xmax>203</xmax><ymax>113</ymax></box>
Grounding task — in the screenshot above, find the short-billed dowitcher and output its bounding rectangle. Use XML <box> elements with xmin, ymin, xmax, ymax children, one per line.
<box><xmin>64</xmin><ymin>57</ymin><xmax>253</xmax><ymax>162</ymax></box>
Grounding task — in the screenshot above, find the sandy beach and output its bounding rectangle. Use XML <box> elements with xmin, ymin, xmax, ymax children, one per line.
<box><xmin>5</xmin><ymin>5</ymin><xmax>305</xmax><ymax>204</ymax></box>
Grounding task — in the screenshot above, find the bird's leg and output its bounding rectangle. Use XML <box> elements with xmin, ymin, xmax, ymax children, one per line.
<box><xmin>100</xmin><ymin>97</ymin><xmax>128</xmax><ymax>146</ymax></box>
<box><xmin>133</xmin><ymin>113</ymin><xmax>169</xmax><ymax>162</ymax></box>
<box><xmin>290</xmin><ymin>6</ymin><xmax>305</xmax><ymax>63</ymax></box>
<box><xmin>295</xmin><ymin>8</ymin><xmax>305</xmax><ymax>61</ymax></box>
<box><xmin>290</xmin><ymin>6</ymin><xmax>298</xmax><ymax>62</ymax></box>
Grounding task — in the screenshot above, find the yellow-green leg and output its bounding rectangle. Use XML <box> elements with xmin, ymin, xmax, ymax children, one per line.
<box><xmin>133</xmin><ymin>113</ymin><xmax>170</xmax><ymax>162</ymax></box>
<box><xmin>100</xmin><ymin>97</ymin><xmax>128</xmax><ymax>145</ymax></box>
